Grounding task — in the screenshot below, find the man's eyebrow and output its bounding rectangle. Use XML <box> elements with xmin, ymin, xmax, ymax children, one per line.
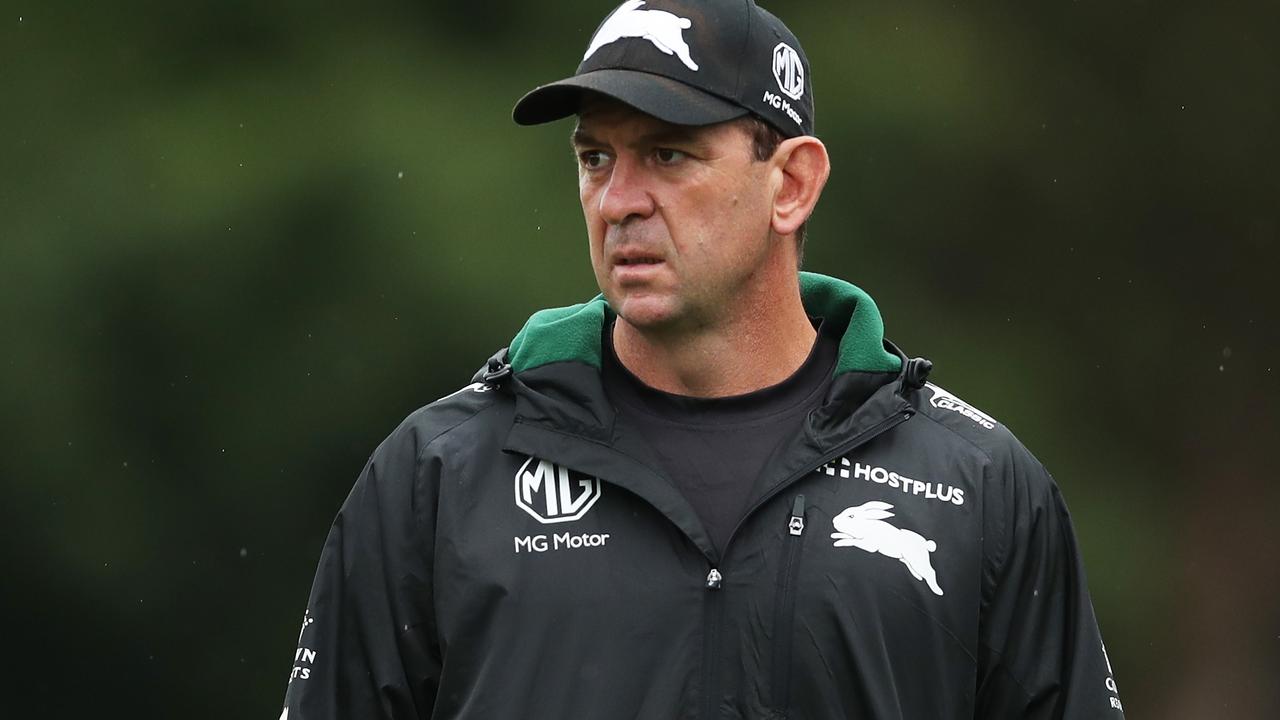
<box><xmin>570</xmin><ymin>125</ymin><xmax>710</xmax><ymax>150</ymax></box>
<box><xmin>570</xmin><ymin>127</ymin><xmax>601</xmax><ymax>149</ymax></box>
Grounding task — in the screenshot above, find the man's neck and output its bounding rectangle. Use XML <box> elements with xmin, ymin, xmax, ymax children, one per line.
<box><xmin>611</xmin><ymin>279</ymin><xmax>817</xmax><ymax>398</ymax></box>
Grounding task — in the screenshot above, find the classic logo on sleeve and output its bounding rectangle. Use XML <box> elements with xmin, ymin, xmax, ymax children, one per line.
<box><xmin>925</xmin><ymin>383</ymin><xmax>997</xmax><ymax>430</ymax></box>
<box><xmin>584</xmin><ymin>1</ymin><xmax>700</xmax><ymax>71</ymax></box>
<box><xmin>831</xmin><ymin>501</ymin><xmax>945</xmax><ymax>596</ymax></box>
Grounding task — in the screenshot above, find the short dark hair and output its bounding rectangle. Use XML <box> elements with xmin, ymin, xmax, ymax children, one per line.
<box><xmin>737</xmin><ymin>115</ymin><xmax>808</xmax><ymax>266</ymax></box>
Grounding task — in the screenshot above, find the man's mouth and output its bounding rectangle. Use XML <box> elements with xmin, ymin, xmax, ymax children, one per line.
<box><xmin>616</xmin><ymin>257</ymin><xmax>662</xmax><ymax>265</ymax></box>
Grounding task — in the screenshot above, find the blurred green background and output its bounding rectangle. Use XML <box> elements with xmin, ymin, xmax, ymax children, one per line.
<box><xmin>2</xmin><ymin>1</ymin><xmax>1277</xmax><ymax>717</ymax></box>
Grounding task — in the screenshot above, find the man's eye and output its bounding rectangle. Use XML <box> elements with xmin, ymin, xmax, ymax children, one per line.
<box><xmin>578</xmin><ymin>150</ymin><xmax>611</xmax><ymax>170</ymax></box>
<box><xmin>654</xmin><ymin>148</ymin><xmax>687</xmax><ymax>165</ymax></box>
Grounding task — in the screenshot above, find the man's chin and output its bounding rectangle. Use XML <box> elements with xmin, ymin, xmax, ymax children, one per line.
<box><xmin>612</xmin><ymin>297</ymin><xmax>684</xmax><ymax>334</ymax></box>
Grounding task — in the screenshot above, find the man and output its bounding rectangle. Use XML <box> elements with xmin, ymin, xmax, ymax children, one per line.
<box><xmin>280</xmin><ymin>1</ymin><xmax>1125</xmax><ymax>718</ymax></box>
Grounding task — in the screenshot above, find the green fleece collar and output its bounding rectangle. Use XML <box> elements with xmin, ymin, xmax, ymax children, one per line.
<box><xmin>508</xmin><ymin>272</ymin><xmax>902</xmax><ymax>375</ymax></box>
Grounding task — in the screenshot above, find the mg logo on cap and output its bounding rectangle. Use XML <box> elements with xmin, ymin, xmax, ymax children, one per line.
<box><xmin>515</xmin><ymin>457</ymin><xmax>602</xmax><ymax>524</ymax></box>
<box><xmin>772</xmin><ymin>42</ymin><xmax>805</xmax><ymax>100</ymax></box>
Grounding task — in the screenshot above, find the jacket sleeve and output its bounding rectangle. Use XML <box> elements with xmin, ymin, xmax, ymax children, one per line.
<box><xmin>975</xmin><ymin>442</ymin><xmax>1125</xmax><ymax>719</ymax></box>
<box><xmin>279</xmin><ymin>420</ymin><xmax>442</xmax><ymax>720</ymax></box>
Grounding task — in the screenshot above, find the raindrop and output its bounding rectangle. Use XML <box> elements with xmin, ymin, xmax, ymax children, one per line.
<box><xmin>1218</xmin><ymin>365</ymin><xmax>1224</xmax><ymax>372</ymax></box>
<box><xmin>397</xmin><ymin>171</ymin><xmax>404</xmax><ymax>179</ymax></box>
<box><xmin>1222</xmin><ymin>347</ymin><xmax>1232</xmax><ymax>358</ymax></box>
<box><xmin>240</xmin><ymin>547</ymin><xmax>248</xmax><ymax>558</ymax></box>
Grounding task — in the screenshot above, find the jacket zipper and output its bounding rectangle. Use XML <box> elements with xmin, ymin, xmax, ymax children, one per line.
<box><xmin>700</xmin><ymin>407</ymin><xmax>913</xmax><ymax>720</ymax></box>
<box><xmin>702</xmin><ymin>567</ymin><xmax>722</xmax><ymax>720</ymax></box>
<box><xmin>772</xmin><ymin>494</ymin><xmax>807</xmax><ymax>713</ymax></box>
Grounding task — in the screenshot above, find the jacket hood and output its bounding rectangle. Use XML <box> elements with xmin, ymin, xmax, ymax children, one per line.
<box><xmin>506</xmin><ymin>271</ymin><xmax>902</xmax><ymax>377</ymax></box>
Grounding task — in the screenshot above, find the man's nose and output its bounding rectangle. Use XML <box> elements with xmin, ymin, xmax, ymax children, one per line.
<box><xmin>598</xmin><ymin>155</ymin><xmax>655</xmax><ymax>225</ymax></box>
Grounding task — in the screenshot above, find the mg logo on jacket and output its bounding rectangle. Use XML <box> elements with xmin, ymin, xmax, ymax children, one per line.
<box><xmin>515</xmin><ymin>457</ymin><xmax>603</xmax><ymax>524</ymax></box>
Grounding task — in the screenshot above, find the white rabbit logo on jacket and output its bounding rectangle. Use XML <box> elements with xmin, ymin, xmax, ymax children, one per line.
<box><xmin>831</xmin><ymin>501</ymin><xmax>945</xmax><ymax>596</ymax></box>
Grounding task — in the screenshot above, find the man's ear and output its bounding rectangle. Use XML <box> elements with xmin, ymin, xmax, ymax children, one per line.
<box><xmin>770</xmin><ymin>136</ymin><xmax>831</xmax><ymax>236</ymax></box>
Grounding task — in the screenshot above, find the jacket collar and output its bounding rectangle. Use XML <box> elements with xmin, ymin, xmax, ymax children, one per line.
<box><xmin>506</xmin><ymin>271</ymin><xmax>902</xmax><ymax>378</ymax></box>
<box><xmin>499</xmin><ymin>272</ymin><xmax>914</xmax><ymax>445</ymax></box>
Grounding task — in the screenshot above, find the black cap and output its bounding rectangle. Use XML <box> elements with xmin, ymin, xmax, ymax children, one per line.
<box><xmin>513</xmin><ymin>0</ymin><xmax>814</xmax><ymax>138</ymax></box>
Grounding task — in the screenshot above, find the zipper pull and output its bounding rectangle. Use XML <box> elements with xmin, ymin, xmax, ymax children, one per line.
<box><xmin>788</xmin><ymin>494</ymin><xmax>806</xmax><ymax>536</ymax></box>
<box><xmin>706</xmin><ymin>568</ymin><xmax>723</xmax><ymax>590</ymax></box>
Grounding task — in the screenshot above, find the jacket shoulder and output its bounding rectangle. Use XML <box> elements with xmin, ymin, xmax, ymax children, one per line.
<box><xmin>912</xmin><ymin>382</ymin><xmax>1009</xmax><ymax>453</ymax></box>
<box><xmin>912</xmin><ymin>382</ymin><xmax>1060</xmax><ymax>506</ymax></box>
<box><xmin>913</xmin><ymin>382</ymin><xmax>1052</xmax><ymax>477</ymax></box>
<box><xmin>409</xmin><ymin>379</ymin><xmax>508</xmax><ymax>437</ymax></box>
<box><xmin>370</xmin><ymin>381</ymin><xmax>509</xmax><ymax>466</ymax></box>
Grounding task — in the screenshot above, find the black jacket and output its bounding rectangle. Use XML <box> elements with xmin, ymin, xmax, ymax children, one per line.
<box><xmin>280</xmin><ymin>272</ymin><xmax>1125</xmax><ymax>719</ymax></box>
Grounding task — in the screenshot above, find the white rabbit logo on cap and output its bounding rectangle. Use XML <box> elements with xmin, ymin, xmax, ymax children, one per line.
<box><xmin>831</xmin><ymin>501</ymin><xmax>945</xmax><ymax>596</ymax></box>
<box><xmin>583</xmin><ymin>0</ymin><xmax>700</xmax><ymax>71</ymax></box>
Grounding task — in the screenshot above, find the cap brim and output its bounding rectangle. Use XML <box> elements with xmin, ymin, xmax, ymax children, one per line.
<box><xmin>512</xmin><ymin>69</ymin><xmax>748</xmax><ymax>127</ymax></box>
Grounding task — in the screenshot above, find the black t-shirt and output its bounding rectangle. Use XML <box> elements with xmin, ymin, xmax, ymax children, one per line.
<box><xmin>602</xmin><ymin>318</ymin><xmax>838</xmax><ymax>556</ymax></box>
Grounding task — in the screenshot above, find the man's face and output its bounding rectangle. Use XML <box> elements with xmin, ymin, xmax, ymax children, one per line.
<box><xmin>572</xmin><ymin>97</ymin><xmax>777</xmax><ymax>334</ymax></box>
